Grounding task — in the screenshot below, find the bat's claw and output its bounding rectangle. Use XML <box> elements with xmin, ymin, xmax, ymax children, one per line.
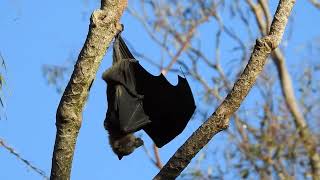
<box><xmin>116</xmin><ymin>23</ymin><xmax>124</xmax><ymax>33</ymax></box>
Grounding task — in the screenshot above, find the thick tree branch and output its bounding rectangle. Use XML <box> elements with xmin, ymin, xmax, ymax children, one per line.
<box><xmin>153</xmin><ymin>0</ymin><xmax>296</xmax><ymax>179</ymax></box>
<box><xmin>272</xmin><ymin>48</ymin><xmax>320</xmax><ymax>179</ymax></box>
<box><xmin>247</xmin><ymin>0</ymin><xmax>320</xmax><ymax>178</ymax></box>
<box><xmin>50</xmin><ymin>1</ymin><xmax>127</xmax><ymax>180</ymax></box>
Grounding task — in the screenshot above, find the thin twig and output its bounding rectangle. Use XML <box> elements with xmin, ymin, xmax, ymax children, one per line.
<box><xmin>247</xmin><ymin>0</ymin><xmax>320</xmax><ymax>177</ymax></box>
<box><xmin>0</xmin><ymin>138</ymin><xmax>48</xmax><ymax>179</ymax></box>
<box><xmin>142</xmin><ymin>144</ymin><xmax>158</xmax><ymax>166</ymax></box>
<box><xmin>309</xmin><ymin>0</ymin><xmax>320</xmax><ymax>9</ymax></box>
<box><xmin>153</xmin><ymin>144</ymin><xmax>163</xmax><ymax>169</ymax></box>
<box><xmin>153</xmin><ymin>0</ymin><xmax>296</xmax><ymax>179</ymax></box>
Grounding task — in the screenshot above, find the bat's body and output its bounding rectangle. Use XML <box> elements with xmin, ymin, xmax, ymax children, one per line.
<box><xmin>103</xmin><ymin>33</ymin><xmax>196</xmax><ymax>159</ymax></box>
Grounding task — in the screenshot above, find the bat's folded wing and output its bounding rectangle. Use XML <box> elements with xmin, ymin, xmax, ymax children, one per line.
<box><xmin>103</xmin><ymin>60</ymin><xmax>151</xmax><ymax>134</ymax></box>
<box><xmin>104</xmin><ymin>33</ymin><xmax>196</xmax><ymax>147</ymax></box>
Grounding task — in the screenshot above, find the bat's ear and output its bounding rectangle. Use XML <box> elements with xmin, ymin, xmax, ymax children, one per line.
<box><xmin>135</xmin><ymin>138</ymin><xmax>144</xmax><ymax>147</ymax></box>
<box><xmin>118</xmin><ymin>155</ymin><xmax>123</xmax><ymax>160</ymax></box>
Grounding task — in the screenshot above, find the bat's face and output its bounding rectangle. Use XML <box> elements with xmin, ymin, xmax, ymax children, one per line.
<box><xmin>109</xmin><ymin>134</ymin><xmax>144</xmax><ymax>160</ymax></box>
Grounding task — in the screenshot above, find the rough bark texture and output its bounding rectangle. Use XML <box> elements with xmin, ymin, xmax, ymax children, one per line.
<box><xmin>153</xmin><ymin>0</ymin><xmax>296</xmax><ymax>179</ymax></box>
<box><xmin>50</xmin><ymin>1</ymin><xmax>127</xmax><ymax>180</ymax></box>
<box><xmin>247</xmin><ymin>0</ymin><xmax>320</xmax><ymax>178</ymax></box>
<box><xmin>272</xmin><ymin>49</ymin><xmax>320</xmax><ymax>180</ymax></box>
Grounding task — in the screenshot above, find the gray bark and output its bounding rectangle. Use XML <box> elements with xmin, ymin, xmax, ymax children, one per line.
<box><xmin>50</xmin><ymin>1</ymin><xmax>127</xmax><ymax>180</ymax></box>
<box><xmin>153</xmin><ymin>0</ymin><xmax>296</xmax><ymax>179</ymax></box>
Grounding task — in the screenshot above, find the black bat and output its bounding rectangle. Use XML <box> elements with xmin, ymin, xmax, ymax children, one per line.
<box><xmin>103</xmin><ymin>32</ymin><xmax>196</xmax><ymax>159</ymax></box>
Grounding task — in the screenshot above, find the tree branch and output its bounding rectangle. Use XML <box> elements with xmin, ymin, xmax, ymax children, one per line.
<box><xmin>247</xmin><ymin>0</ymin><xmax>320</xmax><ymax>178</ymax></box>
<box><xmin>309</xmin><ymin>0</ymin><xmax>320</xmax><ymax>9</ymax></box>
<box><xmin>0</xmin><ymin>138</ymin><xmax>48</xmax><ymax>179</ymax></box>
<box><xmin>153</xmin><ymin>0</ymin><xmax>296</xmax><ymax>179</ymax></box>
<box><xmin>50</xmin><ymin>1</ymin><xmax>127</xmax><ymax>180</ymax></box>
<box><xmin>153</xmin><ymin>144</ymin><xmax>163</xmax><ymax>169</ymax></box>
<box><xmin>272</xmin><ymin>48</ymin><xmax>320</xmax><ymax>179</ymax></box>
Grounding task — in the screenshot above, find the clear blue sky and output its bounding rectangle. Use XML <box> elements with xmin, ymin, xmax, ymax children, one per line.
<box><xmin>0</xmin><ymin>0</ymin><xmax>319</xmax><ymax>180</ymax></box>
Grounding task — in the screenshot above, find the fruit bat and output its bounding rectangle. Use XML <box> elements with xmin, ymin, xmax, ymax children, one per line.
<box><xmin>102</xmin><ymin>32</ymin><xmax>196</xmax><ymax>159</ymax></box>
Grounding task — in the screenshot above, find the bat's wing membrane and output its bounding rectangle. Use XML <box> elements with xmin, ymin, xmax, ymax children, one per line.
<box><xmin>104</xmin><ymin>32</ymin><xmax>195</xmax><ymax>147</ymax></box>
<box><xmin>133</xmin><ymin>63</ymin><xmax>196</xmax><ymax>147</ymax></box>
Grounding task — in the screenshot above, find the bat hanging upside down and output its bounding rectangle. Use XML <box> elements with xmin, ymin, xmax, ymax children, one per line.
<box><xmin>102</xmin><ymin>31</ymin><xmax>196</xmax><ymax>160</ymax></box>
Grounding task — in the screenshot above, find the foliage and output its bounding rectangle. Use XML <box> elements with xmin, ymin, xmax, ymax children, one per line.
<box><xmin>129</xmin><ymin>0</ymin><xmax>320</xmax><ymax>179</ymax></box>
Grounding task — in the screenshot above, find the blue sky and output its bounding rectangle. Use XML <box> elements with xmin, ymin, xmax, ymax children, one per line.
<box><xmin>0</xmin><ymin>0</ymin><xmax>319</xmax><ymax>180</ymax></box>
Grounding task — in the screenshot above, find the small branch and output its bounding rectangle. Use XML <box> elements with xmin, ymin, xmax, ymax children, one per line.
<box><xmin>161</xmin><ymin>27</ymin><xmax>195</xmax><ymax>75</ymax></box>
<box><xmin>153</xmin><ymin>0</ymin><xmax>296</xmax><ymax>179</ymax></box>
<box><xmin>272</xmin><ymin>48</ymin><xmax>320</xmax><ymax>179</ymax></box>
<box><xmin>153</xmin><ymin>144</ymin><xmax>163</xmax><ymax>169</ymax></box>
<box><xmin>142</xmin><ymin>145</ymin><xmax>158</xmax><ymax>165</ymax></box>
<box><xmin>161</xmin><ymin>11</ymin><xmax>212</xmax><ymax>75</ymax></box>
<box><xmin>248</xmin><ymin>0</ymin><xmax>320</xmax><ymax>177</ymax></box>
<box><xmin>142</xmin><ymin>144</ymin><xmax>163</xmax><ymax>169</ymax></box>
<box><xmin>0</xmin><ymin>138</ymin><xmax>48</xmax><ymax>179</ymax></box>
<box><xmin>309</xmin><ymin>0</ymin><xmax>320</xmax><ymax>9</ymax></box>
<box><xmin>246</xmin><ymin>0</ymin><xmax>267</xmax><ymax>35</ymax></box>
<box><xmin>50</xmin><ymin>1</ymin><xmax>127</xmax><ymax>180</ymax></box>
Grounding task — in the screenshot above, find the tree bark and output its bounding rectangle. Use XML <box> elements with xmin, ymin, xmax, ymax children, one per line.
<box><xmin>50</xmin><ymin>1</ymin><xmax>127</xmax><ymax>180</ymax></box>
<box><xmin>153</xmin><ymin>0</ymin><xmax>296</xmax><ymax>179</ymax></box>
<box><xmin>272</xmin><ymin>49</ymin><xmax>320</xmax><ymax>180</ymax></box>
<box><xmin>247</xmin><ymin>0</ymin><xmax>320</xmax><ymax>178</ymax></box>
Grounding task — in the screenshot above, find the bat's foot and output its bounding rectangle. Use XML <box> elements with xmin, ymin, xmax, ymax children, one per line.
<box><xmin>116</xmin><ymin>23</ymin><xmax>124</xmax><ymax>33</ymax></box>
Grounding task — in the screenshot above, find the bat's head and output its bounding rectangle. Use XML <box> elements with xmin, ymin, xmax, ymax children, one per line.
<box><xmin>109</xmin><ymin>133</ymin><xmax>144</xmax><ymax>160</ymax></box>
